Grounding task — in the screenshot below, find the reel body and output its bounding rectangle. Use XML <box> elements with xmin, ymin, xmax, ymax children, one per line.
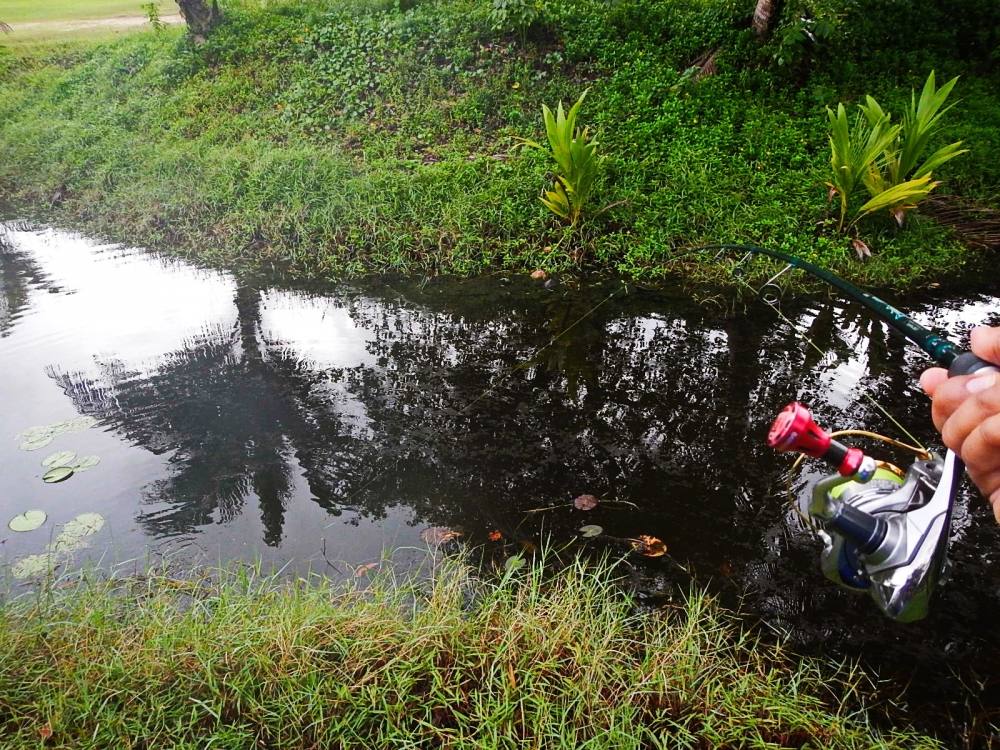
<box><xmin>770</xmin><ymin>402</ymin><xmax>961</xmax><ymax>622</ymax></box>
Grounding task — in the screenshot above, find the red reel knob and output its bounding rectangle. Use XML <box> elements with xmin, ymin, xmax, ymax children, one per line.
<box><xmin>767</xmin><ymin>402</ymin><xmax>832</xmax><ymax>458</ymax></box>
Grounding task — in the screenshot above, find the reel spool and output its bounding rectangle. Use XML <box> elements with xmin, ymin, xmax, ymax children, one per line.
<box><xmin>769</xmin><ymin>402</ymin><xmax>960</xmax><ymax>622</ymax></box>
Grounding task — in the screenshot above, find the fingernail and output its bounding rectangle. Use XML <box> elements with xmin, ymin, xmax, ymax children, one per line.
<box><xmin>967</xmin><ymin>372</ymin><xmax>998</xmax><ymax>394</ymax></box>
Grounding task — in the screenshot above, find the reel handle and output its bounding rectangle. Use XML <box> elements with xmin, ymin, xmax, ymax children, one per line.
<box><xmin>767</xmin><ymin>402</ymin><xmax>867</xmax><ymax>478</ymax></box>
<box><xmin>948</xmin><ymin>352</ymin><xmax>998</xmax><ymax>377</ymax></box>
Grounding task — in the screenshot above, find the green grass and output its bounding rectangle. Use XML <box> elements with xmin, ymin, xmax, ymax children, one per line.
<box><xmin>0</xmin><ymin>0</ymin><xmax>180</xmax><ymax>46</ymax></box>
<box><xmin>0</xmin><ymin>556</ymin><xmax>942</xmax><ymax>749</ymax></box>
<box><xmin>0</xmin><ymin>0</ymin><xmax>997</xmax><ymax>289</ymax></box>
<box><xmin>0</xmin><ymin>0</ymin><xmax>175</xmax><ymax>24</ymax></box>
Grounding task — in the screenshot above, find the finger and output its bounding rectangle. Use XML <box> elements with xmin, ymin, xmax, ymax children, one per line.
<box><xmin>992</xmin><ymin>487</ymin><xmax>1000</xmax><ymax>525</ymax></box>
<box><xmin>940</xmin><ymin>379</ymin><xmax>1000</xmax><ymax>456</ymax></box>
<box><xmin>919</xmin><ymin>367</ymin><xmax>948</xmax><ymax>396</ymax></box>
<box><xmin>931</xmin><ymin>371</ymin><xmax>1000</xmax><ymax>435</ymax></box>
<box><xmin>971</xmin><ymin>326</ymin><xmax>1000</xmax><ymax>367</ymax></box>
<box><xmin>962</xmin><ymin>415</ymin><xmax>1000</xmax><ymax>492</ymax></box>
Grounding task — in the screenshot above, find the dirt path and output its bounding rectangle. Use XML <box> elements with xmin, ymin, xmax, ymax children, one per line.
<box><xmin>8</xmin><ymin>14</ymin><xmax>184</xmax><ymax>36</ymax></box>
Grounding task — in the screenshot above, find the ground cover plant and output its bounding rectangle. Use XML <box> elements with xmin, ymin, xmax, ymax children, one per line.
<box><xmin>0</xmin><ymin>0</ymin><xmax>997</xmax><ymax>288</ymax></box>
<box><xmin>0</xmin><ymin>557</ymin><xmax>943</xmax><ymax>748</ymax></box>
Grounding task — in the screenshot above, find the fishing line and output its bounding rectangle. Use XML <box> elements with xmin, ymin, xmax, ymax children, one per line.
<box><xmin>750</xmin><ymin>283</ymin><xmax>927</xmax><ymax>451</ymax></box>
<box><xmin>679</xmin><ymin>243</ymin><xmax>927</xmax><ymax>450</ymax></box>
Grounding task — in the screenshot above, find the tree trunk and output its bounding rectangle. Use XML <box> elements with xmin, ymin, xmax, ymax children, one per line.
<box><xmin>752</xmin><ymin>0</ymin><xmax>780</xmax><ymax>38</ymax></box>
<box><xmin>176</xmin><ymin>0</ymin><xmax>221</xmax><ymax>43</ymax></box>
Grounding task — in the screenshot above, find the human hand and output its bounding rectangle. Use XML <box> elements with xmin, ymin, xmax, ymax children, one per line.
<box><xmin>919</xmin><ymin>326</ymin><xmax>1000</xmax><ymax>521</ymax></box>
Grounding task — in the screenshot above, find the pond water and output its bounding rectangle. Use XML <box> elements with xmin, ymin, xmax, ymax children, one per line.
<box><xmin>2</xmin><ymin>223</ymin><xmax>999</xmax><ymax>737</ymax></box>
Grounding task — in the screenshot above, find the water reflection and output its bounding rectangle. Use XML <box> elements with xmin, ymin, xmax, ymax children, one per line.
<box><xmin>2</xmin><ymin>224</ymin><xmax>1000</xmax><ymax>737</ymax></box>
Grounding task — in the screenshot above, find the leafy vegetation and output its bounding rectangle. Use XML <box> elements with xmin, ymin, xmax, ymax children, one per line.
<box><xmin>0</xmin><ymin>0</ymin><xmax>998</xmax><ymax>288</ymax></box>
<box><xmin>520</xmin><ymin>90</ymin><xmax>603</xmax><ymax>230</ymax></box>
<box><xmin>828</xmin><ymin>72</ymin><xmax>966</xmax><ymax>242</ymax></box>
<box><xmin>0</xmin><ymin>557</ymin><xmax>943</xmax><ymax>748</ymax></box>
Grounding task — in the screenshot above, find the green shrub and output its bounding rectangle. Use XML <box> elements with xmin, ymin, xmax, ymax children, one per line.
<box><xmin>488</xmin><ymin>0</ymin><xmax>543</xmax><ymax>37</ymax></box>
<box><xmin>827</xmin><ymin>72</ymin><xmax>966</xmax><ymax>236</ymax></box>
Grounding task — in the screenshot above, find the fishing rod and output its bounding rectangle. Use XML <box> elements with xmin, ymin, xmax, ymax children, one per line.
<box><xmin>697</xmin><ymin>243</ymin><xmax>995</xmax><ymax>622</ymax></box>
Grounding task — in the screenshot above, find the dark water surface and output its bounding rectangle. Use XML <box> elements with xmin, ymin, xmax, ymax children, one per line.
<box><xmin>2</xmin><ymin>224</ymin><xmax>1000</xmax><ymax>739</ymax></box>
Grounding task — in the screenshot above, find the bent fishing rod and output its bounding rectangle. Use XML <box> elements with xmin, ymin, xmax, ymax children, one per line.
<box><xmin>697</xmin><ymin>243</ymin><xmax>995</xmax><ymax>622</ymax></box>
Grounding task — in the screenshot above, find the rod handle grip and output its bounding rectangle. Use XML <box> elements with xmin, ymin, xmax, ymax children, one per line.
<box><xmin>948</xmin><ymin>352</ymin><xmax>998</xmax><ymax>378</ymax></box>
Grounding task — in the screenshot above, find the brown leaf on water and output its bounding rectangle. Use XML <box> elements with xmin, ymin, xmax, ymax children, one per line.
<box><xmin>420</xmin><ymin>526</ymin><xmax>463</xmax><ymax>545</ymax></box>
<box><xmin>530</xmin><ymin>269</ymin><xmax>548</xmax><ymax>281</ymax></box>
<box><xmin>488</xmin><ymin>530</ymin><xmax>503</xmax><ymax>542</ymax></box>
<box><xmin>354</xmin><ymin>562</ymin><xmax>378</xmax><ymax>577</ymax></box>
<box><xmin>573</xmin><ymin>494</ymin><xmax>599</xmax><ymax>511</ymax></box>
<box><xmin>629</xmin><ymin>535</ymin><xmax>667</xmax><ymax>558</ymax></box>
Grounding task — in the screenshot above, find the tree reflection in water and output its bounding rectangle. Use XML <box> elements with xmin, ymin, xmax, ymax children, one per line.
<box><xmin>3</xmin><ymin>229</ymin><xmax>996</xmax><ymax>734</ymax></box>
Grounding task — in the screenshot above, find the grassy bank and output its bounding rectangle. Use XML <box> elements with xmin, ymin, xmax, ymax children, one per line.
<box><xmin>0</xmin><ymin>557</ymin><xmax>941</xmax><ymax>749</ymax></box>
<box><xmin>0</xmin><ymin>0</ymin><xmax>998</xmax><ymax>288</ymax></box>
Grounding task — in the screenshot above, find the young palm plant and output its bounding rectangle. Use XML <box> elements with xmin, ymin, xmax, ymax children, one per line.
<box><xmin>826</xmin><ymin>102</ymin><xmax>900</xmax><ymax>233</ymax></box>
<box><xmin>827</xmin><ymin>72</ymin><xmax>966</xmax><ymax>246</ymax></box>
<box><xmin>521</xmin><ymin>90</ymin><xmax>603</xmax><ymax>227</ymax></box>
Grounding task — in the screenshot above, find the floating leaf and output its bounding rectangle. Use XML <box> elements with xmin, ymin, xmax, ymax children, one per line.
<box><xmin>488</xmin><ymin>530</ymin><xmax>503</xmax><ymax>542</ymax></box>
<box><xmin>19</xmin><ymin>433</ymin><xmax>54</xmax><ymax>451</ymax></box>
<box><xmin>354</xmin><ymin>562</ymin><xmax>378</xmax><ymax>577</ymax></box>
<box><xmin>573</xmin><ymin>494</ymin><xmax>600</xmax><ymax>511</ymax></box>
<box><xmin>50</xmin><ymin>512</ymin><xmax>105</xmax><ymax>553</ymax></box>
<box><xmin>530</xmin><ymin>269</ymin><xmax>548</xmax><ymax>281</ymax></box>
<box><xmin>8</xmin><ymin>510</ymin><xmax>47</xmax><ymax>532</ymax></box>
<box><xmin>68</xmin><ymin>416</ymin><xmax>98</xmax><ymax>430</ymax></box>
<box><xmin>42</xmin><ymin>450</ymin><xmax>77</xmax><ymax>468</ymax></box>
<box><xmin>504</xmin><ymin>555</ymin><xmax>526</xmax><ymax>572</ymax></box>
<box><xmin>73</xmin><ymin>455</ymin><xmax>101</xmax><ymax>471</ymax></box>
<box><xmin>629</xmin><ymin>535</ymin><xmax>667</xmax><ymax>558</ymax></box>
<box><xmin>420</xmin><ymin>526</ymin><xmax>462</xmax><ymax>545</ymax></box>
<box><xmin>42</xmin><ymin>466</ymin><xmax>74</xmax><ymax>484</ymax></box>
<box><xmin>11</xmin><ymin>553</ymin><xmax>57</xmax><ymax>579</ymax></box>
<box><xmin>578</xmin><ymin>524</ymin><xmax>603</xmax><ymax>538</ymax></box>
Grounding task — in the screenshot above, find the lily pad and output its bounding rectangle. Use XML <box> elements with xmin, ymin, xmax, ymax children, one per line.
<box><xmin>73</xmin><ymin>455</ymin><xmax>101</xmax><ymax>471</ymax></box>
<box><xmin>11</xmin><ymin>553</ymin><xmax>57</xmax><ymax>579</ymax></box>
<box><xmin>578</xmin><ymin>524</ymin><xmax>603</xmax><ymax>538</ymax></box>
<box><xmin>42</xmin><ymin>466</ymin><xmax>75</xmax><ymax>484</ymax></box>
<box><xmin>42</xmin><ymin>450</ymin><xmax>77</xmax><ymax>468</ymax></box>
<box><xmin>573</xmin><ymin>494</ymin><xmax>600</xmax><ymax>511</ymax></box>
<box><xmin>18</xmin><ymin>433</ymin><xmax>54</xmax><ymax>451</ymax></box>
<box><xmin>8</xmin><ymin>510</ymin><xmax>47</xmax><ymax>532</ymax></box>
<box><xmin>50</xmin><ymin>512</ymin><xmax>105</xmax><ymax>553</ymax></box>
<box><xmin>68</xmin><ymin>416</ymin><xmax>98</xmax><ymax>430</ymax></box>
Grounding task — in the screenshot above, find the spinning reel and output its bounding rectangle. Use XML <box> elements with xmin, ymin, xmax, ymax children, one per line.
<box><xmin>768</xmin><ymin>402</ymin><xmax>961</xmax><ymax>623</ymax></box>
